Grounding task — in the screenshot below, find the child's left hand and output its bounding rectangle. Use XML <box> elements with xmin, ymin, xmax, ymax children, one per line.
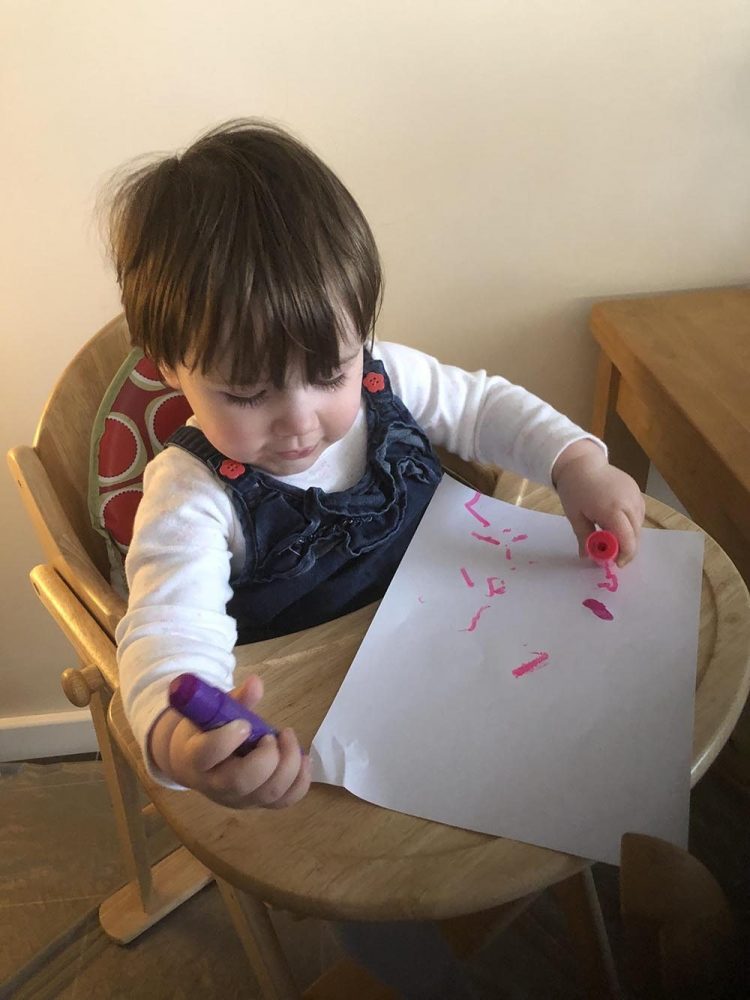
<box><xmin>552</xmin><ymin>440</ymin><xmax>645</xmax><ymax>567</ymax></box>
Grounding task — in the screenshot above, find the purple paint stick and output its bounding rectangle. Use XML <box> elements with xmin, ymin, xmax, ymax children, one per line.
<box><xmin>169</xmin><ymin>673</ymin><xmax>278</xmax><ymax>756</ymax></box>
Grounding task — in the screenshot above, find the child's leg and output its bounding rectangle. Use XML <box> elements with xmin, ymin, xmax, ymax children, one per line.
<box><xmin>331</xmin><ymin>919</ymin><xmax>478</xmax><ymax>999</ymax></box>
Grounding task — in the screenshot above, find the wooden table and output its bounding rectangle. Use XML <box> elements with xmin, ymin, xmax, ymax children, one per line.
<box><xmin>589</xmin><ymin>287</ymin><xmax>750</xmax><ymax>584</ymax></box>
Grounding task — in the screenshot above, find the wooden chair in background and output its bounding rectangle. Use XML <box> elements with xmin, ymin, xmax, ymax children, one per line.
<box><xmin>620</xmin><ymin>832</ymin><xmax>738</xmax><ymax>999</ymax></box>
<box><xmin>8</xmin><ymin>315</ymin><xmax>750</xmax><ymax>998</ymax></box>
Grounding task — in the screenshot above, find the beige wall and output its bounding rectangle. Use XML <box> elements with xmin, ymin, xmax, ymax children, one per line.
<box><xmin>2</xmin><ymin>2</ymin><xmax>749</xmax><ymax>737</ymax></box>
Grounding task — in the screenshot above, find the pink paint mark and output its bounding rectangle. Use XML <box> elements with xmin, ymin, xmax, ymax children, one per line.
<box><xmin>471</xmin><ymin>531</ymin><xmax>501</xmax><ymax>546</ymax></box>
<box><xmin>486</xmin><ymin>577</ymin><xmax>506</xmax><ymax>596</ymax></box>
<box><xmin>418</xmin><ymin>596</ymin><xmax>425</xmax><ymax>604</ymax></box>
<box><xmin>464</xmin><ymin>491</ymin><xmax>491</xmax><ymax>527</ymax></box>
<box><xmin>583</xmin><ymin>598</ymin><xmax>614</xmax><ymax>621</ymax></box>
<box><xmin>512</xmin><ymin>651</ymin><xmax>550</xmax><ymax>678</ymax></box>
<box><xmin>461</xmin><ymin>604</ymin><xmax>492</xmax><ymax>632</ymax></box>
<box><xmin>502</xmin><ymin>528</ymin><xmax>512</xmax><ymax>533</ymax></box>
<box><xmin>511</xmin><ymin>566</ymin><xmax>517</xmax><ymax>571</ymax></box>
<box><xmin>512</xmin><ymin>534</ymin><xmax>528</xmax><ymax>543</ymax></box>
<box><xmin>505</xmin><ymin>548</ymin><xmax>512</xmax><ymax>561</ymax></box>
<box><xmin>460</xmin><ymin>567</ymin><xmax>475</xmax><ymax>588</ymax></box>
<box><xmin>528</xmin><ymin>560</ymin><xmax>537</xmax><ymax>565</ymax></box>
<box><xmin>597</xmin><ymin>562</ymin><xmax>619</xmax><ymax>593</ymax></box>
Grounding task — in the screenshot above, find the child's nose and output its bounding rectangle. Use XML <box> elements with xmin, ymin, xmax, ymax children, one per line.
<box><xmin>272</xmin><ymin>393</ymin><xmax>318</xmax><ymax>438</ymax></box>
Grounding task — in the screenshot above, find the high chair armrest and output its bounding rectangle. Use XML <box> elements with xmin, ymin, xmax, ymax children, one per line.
<box><xmin>30</xmin><ymin>563</ymin><xmax>120</xmax><ymax>691</ymax></box>
<box><xmin>8</xmin><ymin>445</ymin><xmax>125</xmax><ymax>637</ymax></box>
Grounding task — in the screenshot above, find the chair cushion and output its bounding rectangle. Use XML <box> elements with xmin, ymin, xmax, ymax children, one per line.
<box><xmin>89</xmin><ymin>348</ymin><xmax>192</xmax><ymax>583</ymax></box>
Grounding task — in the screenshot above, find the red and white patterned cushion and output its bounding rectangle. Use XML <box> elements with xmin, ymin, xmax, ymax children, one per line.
<box><xmin>90</xmin><ymin>350</ymin><xmax>192</xmax><ymax>575</ymax></box>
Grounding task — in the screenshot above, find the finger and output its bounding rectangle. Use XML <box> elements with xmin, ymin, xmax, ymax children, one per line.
<box><xmin>230</xmin><ymin>673</ymin><xmax>264</xmax><ymax>708</ymax></box>
<box><xmin>624</xmin><ymin>505</ymin><xmax>644</xmax><ymax>550</ymax></box>
<box><xmin>601</xmin><ymin>509</ymin><xmax>637</xmax><ymax>566</ymax></box>
<box><xmin>250</xmin><ymin>728</ymin><xmax>306</xmax><ymax>807</ymax></box>
<box><xmin>625</xmin><ymin>493</ymin><xmax>646</xmax><ymax>540</ymax></box>
<box><xmin>566</xmin><ymin>510</ymin><xmax>597</xmax><ymax>559</ymax></box>
<box><xmin>267</xmin><ymin>752</ymin><xmax>312</xmax><ymax>810</ymax></box>
<box><xmin>204</xmin><ymin>733</ymin><xmax>282</xmax><ymax>801</ymax></box>
<box><xmin>182</xmin><ymin>719</ymin><xmax>252</xmax><ymax>773</ymax></box>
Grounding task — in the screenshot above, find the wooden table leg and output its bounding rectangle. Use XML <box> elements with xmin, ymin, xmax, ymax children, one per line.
<box><xmin>552</xmin><ymin>867</ymin><xmax>621</xmax><ymax>999</ymax></box>
<box><xmin>591</xmin><ymin>351</ymin><xmax>650</xmax><ymax>491</ymax></box>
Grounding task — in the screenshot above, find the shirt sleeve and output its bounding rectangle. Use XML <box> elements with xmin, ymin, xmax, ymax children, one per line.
<box><xmin>115</xmin><ymin>446</ymin><xmax>240</xmax><ymax>788</ymax></box>
<box><xmin>374</xmin><ymin>341</ymin><xmax>606</xmax><ymax>486</ymax></box>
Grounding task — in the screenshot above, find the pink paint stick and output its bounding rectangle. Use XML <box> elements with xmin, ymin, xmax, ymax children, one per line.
<box><xmin>512</xmin><ymin>534</ymin><xmax>528</xmax><ymax>543</ymax></box>
<box><xmin>460</xmin><ymin>567</ymin><xmax>475</xmax><ymax>588</ymax></box>
<box><xmin>486</xmin><ymin>577</ymin><xmax>506</xmax><ymax>596</ymax></box>
<box><xmin>586</xmin><ymin>530</ymin><xmax>619</xmax><ymax>563</ymax></box>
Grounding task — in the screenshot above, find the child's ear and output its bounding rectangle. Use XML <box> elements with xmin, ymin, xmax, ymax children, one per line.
<box><xmin>158</xmin><ymin>364</ymin><xmax>181</xmax><ymax>391</ymax></box>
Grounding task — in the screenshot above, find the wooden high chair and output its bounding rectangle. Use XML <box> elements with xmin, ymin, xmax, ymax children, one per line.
<box><xmin>7</xmin><ymin>316</ymin><xmax>214</xmax><ymax>938</ymax></box>
<box><xmin>5</xmin><ymin>314</ymin><xmax>536</xmax><ymax>992</ymax></box>
<box><xmin>8</xmin><ymin>315</ymin><xmax>750</xmax><ymax>998</ymax></box>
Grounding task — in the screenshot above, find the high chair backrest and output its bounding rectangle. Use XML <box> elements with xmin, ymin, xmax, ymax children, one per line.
<box><xmin>8</xmin><ymin>315</ymin><xmax>133</xmax><ymax>637</ymax></box>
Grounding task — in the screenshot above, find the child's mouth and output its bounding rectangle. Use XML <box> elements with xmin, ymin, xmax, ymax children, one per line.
<box><xmin>276</xmin><ymin>444</ymin><xmax>318</xmax><ymax>460</ymax></box>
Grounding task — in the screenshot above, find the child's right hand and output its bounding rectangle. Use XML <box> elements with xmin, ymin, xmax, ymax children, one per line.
<box><xmin>148</xmin><ymin>674</ymin><xmax>311</xmax><ymax>809</ymax></box>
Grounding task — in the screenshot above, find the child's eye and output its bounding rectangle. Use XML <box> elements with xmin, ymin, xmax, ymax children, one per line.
<box><xmin>318</xmin><ymin>373</ymin><xmax>347</xmax><ymax>392</ymax></box>
<box><xmin>223</xmin><ymin>390</ymin><xmax>266</xmax><ymax>408</ymax></box>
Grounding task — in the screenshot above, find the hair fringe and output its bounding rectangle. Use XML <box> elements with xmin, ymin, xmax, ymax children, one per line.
<box><xmin>101</xmin><ymin>120</ymin><xmax>383</xmax><ymax>386</ymax></box>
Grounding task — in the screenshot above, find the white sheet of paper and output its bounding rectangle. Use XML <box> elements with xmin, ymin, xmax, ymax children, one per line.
<box><xmin>310</xmin><ymin>476</ymin><xmax>704</xmax><ymax>864</ymax></box>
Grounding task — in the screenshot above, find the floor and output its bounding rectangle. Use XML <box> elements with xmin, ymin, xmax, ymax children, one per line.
<box><xmin>1</xmin><ymin>755</ymin><xmax>749</xmax><ymax>999</ymax></box>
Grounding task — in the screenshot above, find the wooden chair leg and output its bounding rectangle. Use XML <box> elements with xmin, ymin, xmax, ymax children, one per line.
<box><xmin>552</xmin><ymin>867</ymin><xmax>621</xmax><ymax>999</ymax></box>
<box><xmin>216</xmin><ymin>883</ymin><xmax>400</xmax><ymax>1000</ymax></box>
<box><xmin>61</xmin><ymin>663</ymin><xmax>212</xmax><ymax>943</ymax></box>
<box><xmin>438</xmin><ymin>893</ymin><xmax>541</xmax><ymax>959</ymax></box>
<box><xmin>89</xmin><ymin>682</ymin><xmax>153</xmax><ymax>900</ymax></box>
<box><xmin>216</xmin><ymin>879</ymin><xmax>303</xmax><ymax>1000</ymax></box>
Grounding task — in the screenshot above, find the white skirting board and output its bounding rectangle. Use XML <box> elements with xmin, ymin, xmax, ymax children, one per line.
<box><xmin>0</xmin><ymin>709</ymin><xmax>97</xmax><ymax>762</ymax></box>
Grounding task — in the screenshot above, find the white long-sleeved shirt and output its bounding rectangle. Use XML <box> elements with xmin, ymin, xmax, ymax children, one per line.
<box><xmin>116</xmin><ymin>341</ymin><xmax>605</xmax><ymax>783</ymax></box>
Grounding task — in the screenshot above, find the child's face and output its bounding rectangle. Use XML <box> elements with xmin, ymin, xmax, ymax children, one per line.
<box><xmin>161</xmin><ymin>343</ymin><xmax>365</xmax><ymax>476</ymax></box>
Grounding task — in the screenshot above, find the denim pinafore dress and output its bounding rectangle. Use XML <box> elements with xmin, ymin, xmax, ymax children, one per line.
<box><xmin>168</xmin><ymin>353</ymin><xmax>443</xmax><ymax>643</ymax></box>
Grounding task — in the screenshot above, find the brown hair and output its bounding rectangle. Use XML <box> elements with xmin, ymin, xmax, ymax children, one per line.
<box><xmin>104</xmin><ymin>119</ymin><xmax>382</xmax><ymax>386</ymax></box>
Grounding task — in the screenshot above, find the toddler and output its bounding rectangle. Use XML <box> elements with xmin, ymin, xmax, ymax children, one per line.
<box><xmin>109</xmin><ymin>119</ymin><xmax>644</xmax><ymax>997</ymax></box>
